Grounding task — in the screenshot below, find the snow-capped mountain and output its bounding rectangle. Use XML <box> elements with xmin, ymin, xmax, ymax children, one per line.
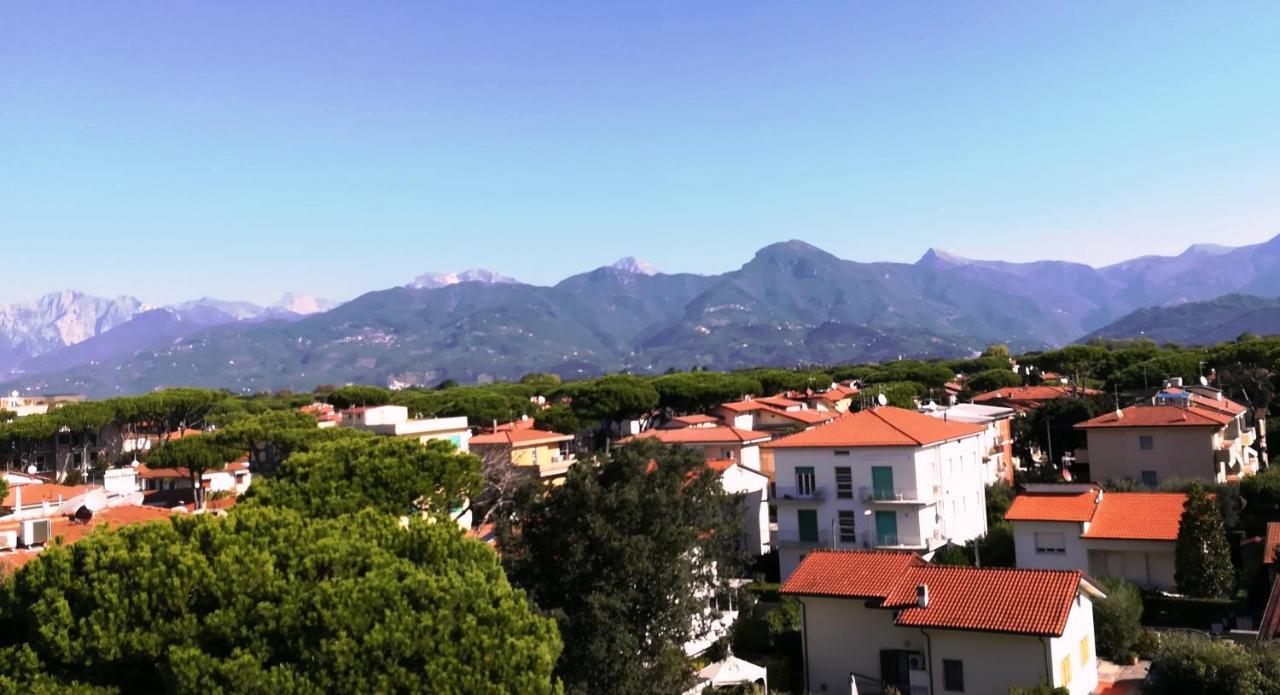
<box><xmin>610</xmin><ymin>257</ymin><xmax>660</xmax><ymax>276</ymax></box>
<box><xmin>408</xmin><ymin>268</ymin><xmax>520</xmax><ymax>289</ymax></box>
<box><xmin>271</xmin><ymin>293</ymin><xmax>338</xmax><ymax>315</ymax></box>
<box><xmin>0</xmin><ymin>291</ymin><xmax>150</xmax><ymax>367</ymax></box>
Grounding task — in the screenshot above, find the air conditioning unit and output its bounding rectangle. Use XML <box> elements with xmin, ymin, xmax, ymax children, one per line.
<box><xmin>907</xmin><ymin>653</ymin><xmax>926</xmax><ymax>671</ymax></box>
<box><xmin>21</xmin><ymin>519</ymin><xmax>52</xmax><ymax>546</ymax></box>
<box><xmin>0</xmin><ymin>531</ymin><xmax>17</xmax><ymax>551</ymax></box>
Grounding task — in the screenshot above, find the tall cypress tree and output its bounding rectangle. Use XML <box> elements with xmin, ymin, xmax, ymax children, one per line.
<box><xmin>1175</xmin><ymin>483</ymin><xmax>1235</xmax><ymax>598</ymax></box>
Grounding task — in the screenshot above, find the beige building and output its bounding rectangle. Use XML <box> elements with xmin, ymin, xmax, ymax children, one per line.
<box><xmin>1006</xmin><ymin>485</ymin><xmax>1186</xmax><ymax>590</ymax></box>
<box><xmin>783</xmin><ymin>550</ymin><xmax>1104</xmax><ymax>695</ymax></box>
<box><xmin>470</xmin><ymin>418</ymin><xmax>575</xmax><ymax>483</ymax></box>
<box><xmin>1076</xmin><ymin>386</ymin><xmax>1258</xmax><ymax>485</ymax></box>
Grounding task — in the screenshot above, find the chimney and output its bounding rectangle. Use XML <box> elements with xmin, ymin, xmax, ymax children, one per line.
<box><xmin>1095</xmin><ymin>488</ymin><xmax>1104</xmax><ymax>504</ymax></box>
<box><xmin>916</xmin><ymin>584</ymin><xmax>929</xmax><ymax>609</ymax></box>
<box><xmin>14</xmin><ymin>485</ymin><xmax>21</xmax><ymax>511</ymax></box>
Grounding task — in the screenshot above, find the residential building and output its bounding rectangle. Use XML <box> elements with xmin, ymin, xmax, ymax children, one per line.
<box><xmin>340</xmin><ymin>405</ymin><xmax>471</xmax><ymax>451</ymax></box>
<box><xmin>768</xmin><ymin>406</ymin><xmax>990</xmax><ymax>580</ymax></box>
<box><xmin>621</xmin><ymin>425</ymin><xmax>771</xmax><ymax>473</ymax></box>
<box><xmin>1075</xmin><ymin>385</ymin><xmax>1259</xmax><ymax>484</ymax></box>
<box><xmin>0</xmin><ymin>504</ymin><xmax>177</xmax><ymax>573</ymax></box>
<box><xmin>1005</xmin><ymin>485</ymin><xmax>1186</xmax><ymax>590</ymax></box>
<box><xmin>299</xmin><ymin>402</ymin><xmax>341</xmax><ymax>429</ymax></box>
<box><xmin>0</xmin><ymin>392</ymin><xmax>49</xmax><ymax>417</ymax></box>
<box><xmin>136</xmin><ymin>458</ymin><xmax>252</xmax><ymax>507</ymax></box>
<box><xmin>470</xmin><ymin>418</ymin><xmax>576</xmax><ymax>483</ymax></box>
<box><xmin>713</xmin><ymin>398</ymin><xmax>837</xmax><ymax>479</ymax></box>
<box><xmin>972</xmin><ymin>385</ymin><xmax>1103</xmax><ymax>413</ymax></box>
<box><xmin>921</xmin><ymin>402</ymin><xmax>1017</xmax><ymax>485</ymax></box>
<box><xmin>1</xmin><ymin>484</ymin><xmax>97</xmax><ymax>521</ymax></box>
<box><xmin>782</xmin><ymin>550</ymin><xmax>1104</xmax><ymax>695</ymax></box>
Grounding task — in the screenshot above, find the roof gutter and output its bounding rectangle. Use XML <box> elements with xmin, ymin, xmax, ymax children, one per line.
<box><xmin>920</xmin><ymin>628</ymin><xmax>935</xmax><ymax>695</ymax></box>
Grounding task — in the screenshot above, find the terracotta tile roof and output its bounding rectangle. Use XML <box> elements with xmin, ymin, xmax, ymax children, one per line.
<box><xmin>1005</xmin><ymin>489</ymin><xmax>1187</xmax><ymax>542</ymax></box>
<box><xmin>1005</xmin><ymin>490</ymin><xmax>1099</xmax><ymax>523</ymax></box>
<box><xmin>2</xmin><ymin>484</ymin><xmax>92</xmax><ymax>509</ymax></box>
<box><xmin>1265</xmin><ymin>523</ymin><xmax>1280</xmax><ymax>565</ymax></box>
<box><xmin>671</xmin><ymin>414</ymin><xmax>720</xmax><ymax>426</ymax></box>
<box><xmin>1083</xmin><ymin>493</ymin><xmax>1187</xmax><ymax>541</ymax></box>
<box><xmin>717</xmin><ymin>400</ymin><xmax>770</xmax><ymax>413</ymax></box>
<box><xmin>470</xmin><ymin>426</ymin><xmax>572</xmax><ymax>445</ymax></box>
<box><xmin>0</xmin><ymin>505</ymin><xmax>179</xmax><ymax>573</ymax></box>
<box><xmin>782</xmin><ymin>550</ymin><xmax>1091</xmax><ymax>637</ymax></box>
<box><xmin>620</xmin><ymin>426</ymin><xmax>771</xmax><ymax>446</ymax></box>
<box><xmin>973</xmin><ymin>385</ymin><xmax>1102</xmax><ymax>407</ymax></box>
<box><xmin>781</xmin><ymin>550</ymin><xmax>924</xmax><ymax>599</ymax></box>
<box><xmin>1260</xmin><ymin>575</ymin><xmax>1280</xmax><ymax>640</ymax></box>
<box><xmin>1075</xmin><ymin>404</ymin><xmax>1231</xmax><ymax>429</ymax></box>
<box><xmin>756</xmin><ymin>396</ymin><xmax>803</xmax><ymax>409</ymax></box>
<box><xmin>765</xmin><ymin>406</ymin><xmax>984</xmax><ymax>449</ymax></box>
<box><xmin>142</xmin><ymin>488</ymin><xmax>238</xmax><ymax>511</ymax></box>
<box><xmin>706</xmin><ymin>459</ymin><xmax>737</xmax><ymax>473</ymax></box>
<box><xmin>763</xmin><ymin>407</ymin><xmax>838</xmax><ymax>426</ymax></box>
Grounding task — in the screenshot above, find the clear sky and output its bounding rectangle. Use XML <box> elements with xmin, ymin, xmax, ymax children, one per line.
<box><xmin>3</xmin><ymin>2</ymin><xmax>1280</xmax><ymax>305</ymax></box>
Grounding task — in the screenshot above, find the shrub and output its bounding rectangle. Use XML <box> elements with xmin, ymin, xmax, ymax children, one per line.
<box><xmin>1146</xmin><ymin>635</ymin><xmax>1280</xmax><ymax>695</ymax></box>
<box><xmin>1093</xmin><ymin>577</ymin><xmax>1143</xmax><ymax>661</ymax></box>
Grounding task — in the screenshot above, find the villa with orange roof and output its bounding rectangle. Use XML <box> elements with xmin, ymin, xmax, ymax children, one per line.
<box><xmin>1005</xmin><ymin>484</ymin><xmax>1188</xmax><ymax>590</ymax></box>
<box><xmin>340</xmin><ymin>405</ymin><xmax>471</xmax><ymax>451</ymax></box>
<box><xmin>766</xmin><ymin>406</ymin><xmax>992</xmax><ymax>579</ymax></box>
<box><xmin>470</xmin><ymin>417</ymin><xmax>576</xmax><ymax>483</ymax></box>
<box><xmin>1075</xmin><ymin>383</ymin><xmax>1259</xmax><ymax>485</ymax></box>
<box><xmin>973</xmin><ymin>384</ymin><xmax>1103</xmax><ymax>412</ymax></box>
<box><xmin>782</xmin><ymin>549</ymin><xmax>1105</xmax><ymax>695</ymax></box>
<box><xmin>712</xmin><ymin>397</ymin><xmax>839</xmax><ymax>479</ymax></box>
<box><xmin>620</xmin><ymin>424</ymin><xmax>771</xmax><ymax>473</ymax></box>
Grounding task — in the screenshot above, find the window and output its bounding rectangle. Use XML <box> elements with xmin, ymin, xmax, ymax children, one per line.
<box><xmin>943</xmin><ymin>659</ymin><xmax>964</xmax><ymax>692</ymax></box>
<box><xmin>795</xmin><ymin>467</ymin><xmax>816</xmax><ymax>496</ymax></box>
<box><xmin>837</xmin><ymin>510</ymin><xmax>857</xmax><ymax>543</ymax></box>
<box><xmin>1139</xmin><ymin>435</ymin><xmax>1154</xmax><ymax>450</ymax></box>
<box><xmin>1141</xmin><ymin>470</ymin><xmax>1158</xmax><ymax>487</ymax></box>
<box><xmin>835</xmin><ymin>467</ymin><xmax>853</xmax><ymax>499</ymax></box>
<box><xmin>1061</xmin><ymin>655</ymin><xmax>1072</xmax><ymax>685</ymax></box>
<box><xmin>1079</xmin><ymin>635</ymin><xmax>1090</xmax><ymax>666</ymax></box>
<box><xmin>1034</xmin><ymin>532</ymin><xmax>1067</xmax><ymax>555</ymax></box>
<box><xmin>797</xmin><ymin>510</ymin><xmax>819</xmax><ymax>543</ymax></box>
<box><xmin>833</xmin><ymin>450</ymin><xmax>850</xmax><ymax>456</ymax></box>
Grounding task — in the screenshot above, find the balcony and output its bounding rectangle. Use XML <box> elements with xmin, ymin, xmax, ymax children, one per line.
<box><xmin>773</xmin><ymin>529</ymin><xmax>831</xmax><ymax>548</ymax></box>
<box><xmin>535</xmin><ymin>454</ymin><xmax>576</xmax><ymax>479</ymax></box>
<box><xmin>860</xmin><ymin>485</ymin><xmax>940</xmax><ymax>506</ymax></box>
<box><xmin>858</xmin><ymin>530</ymin><xmax>933</xmax><ymax>551</ymax></box>
<box><xmin>774</xmin><ymin>486</ymin><xmax>825</xmax><ymax>504</ymax></box>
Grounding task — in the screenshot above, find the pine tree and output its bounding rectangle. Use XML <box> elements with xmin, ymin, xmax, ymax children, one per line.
<box><xmin>1175</xmin><ymin>483</ymin><xmax>1235</xmax><ymax>598</ymax></box>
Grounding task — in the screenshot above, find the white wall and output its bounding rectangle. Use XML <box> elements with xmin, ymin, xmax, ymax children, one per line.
<box><xmin>1011</xmin><ymin>520</ymin><xmax>1090</xmax><ymax>572</ymax></box>
<box><xmin>1047</xmin><ymin>593</ymin><xmax>1100</xmax><ymax>695</ymax></box>
<box><xmin>721</xmin><ymin>464</ymin><xmax>770</xmax><ymax>556</ymax></box>
<box><xmin>926</xmin><ymin>629</ymin><xmax>1051</xmax><ymax>695</ymax></box>
<box><xmin>799</xmin><ymin>597</ymin><xmax>923</xmax><ymax>694</ymax></box>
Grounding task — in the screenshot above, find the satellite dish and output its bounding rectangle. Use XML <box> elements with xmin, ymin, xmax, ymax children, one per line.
<box><xmin>1199</xmin><ymin>376</ymin><xmax>1209</xmax><ymax>386</ymax></box>
<box><xmin>25</xmin><ymin>464</ymin><xmax>37</xmax><ymax>475</ymax></box>
<box><xmin>130</xmin><ymin>459</ymin><xmax>140</xmax><ymax>468</ymax></box>
<box><xmin>876</xmin><ymin>393</ymin><xmax>888</xmax><ymax>407</ymax></box>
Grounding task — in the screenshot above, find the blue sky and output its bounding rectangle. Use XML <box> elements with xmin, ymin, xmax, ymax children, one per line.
<box><xmin>3</xmin><ymin>2</ymin><xmax>1280</xmax><ymax>305</ymax></box>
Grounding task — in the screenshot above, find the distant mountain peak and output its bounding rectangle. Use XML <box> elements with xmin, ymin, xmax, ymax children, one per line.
<box><xmin>610</xmin><ymin>257</ymin><xmax>659</xmax><ymax>275</ymax></box>
<box><xmin>408</xmin><ymin>268</ymin><xmax>519</xmax><ymax>290</ymax></box>
<box><xmin>1182</xmin><ymin>243</ymin><xmax>1234</xmax><ymax>257</ymax></box>
<box><xmin>918</xmin><ymin>248</ymin><xmax>971</xmax><ymax>265</ymax></box>
<box><xmin>272</xmin><ymin>293</ymin><xmax>337</xmax><ymax>315</ymax></box>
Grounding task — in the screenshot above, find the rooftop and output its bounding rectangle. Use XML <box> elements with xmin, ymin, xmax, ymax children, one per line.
<box><xmin>1075</xmin><ymin>404</ymin><xmax>1232</xmax><ymax>429</ymax></box>
<box><xmin>765</xmin><ymin>406</ymin><xmax>984</xmax><ymax>449</ymax></box>
<box><xmin>1005</xmin><ymin>488</ymin><xmax>1188</xmax><ymax>541</ymax></box>
<box><xmin>620</xmin><ymin>426</ymin><xmax>771</xmax><ymax>446</ymax></box>
<box><xmin>782</xmin><ymin>550</ymin><xmax>1097</xmax><ymax>637</ymax></box>
<box><xmin>471</xmin><ymin>423</ymin><xmax>572</xmax><ymax>446</ymax></box>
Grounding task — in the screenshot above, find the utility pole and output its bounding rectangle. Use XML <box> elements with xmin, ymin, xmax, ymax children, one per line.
<box><xmin>1045</xmin><ymin>419</ymin><xmax>1054</xmax><ymax>470</ymax></box>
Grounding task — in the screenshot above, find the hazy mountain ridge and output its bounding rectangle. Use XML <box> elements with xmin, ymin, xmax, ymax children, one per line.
<box><xmin>8</xmin><ymin>235</ymin><xmax>1280</xmax><ymax>396</ymax></box>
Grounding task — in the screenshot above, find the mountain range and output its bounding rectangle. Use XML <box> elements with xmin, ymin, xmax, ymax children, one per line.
<box><xmin>4</xmin><ymin>236</ymin><xmax>1280</xmax><ymax>397</ymax></box>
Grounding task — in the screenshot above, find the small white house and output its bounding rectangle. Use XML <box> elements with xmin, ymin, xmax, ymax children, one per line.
<box><xmin>1005</xmin><ymin>485</ymin><xmax>1187</xmax><ymax>590</ymax></box>
<box><xmin>768</xmin><ymin>406</ymin><xmax>991</xmax><ymax>580</ymax></box>
<box><xmin>340</xmin><ymin>405</ymin><xmax>471</xmax><ymax>452</ymax></box>
<box><xmin>783</xmin><ymin>549</ymin><xmax>1105</xmax><ymax>695</ymax></box>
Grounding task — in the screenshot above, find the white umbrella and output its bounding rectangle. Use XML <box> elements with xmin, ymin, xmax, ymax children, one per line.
<box><xmin>696</xmin><ymin>655</ymin><xmax>768</xmax><ymax>692</ymax></box>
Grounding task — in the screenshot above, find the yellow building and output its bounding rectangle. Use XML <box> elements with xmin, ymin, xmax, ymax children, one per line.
<box><xmin>470</xmin><ymin>419</ymin><xmax>575</xmax><ymax>482</ymax></box>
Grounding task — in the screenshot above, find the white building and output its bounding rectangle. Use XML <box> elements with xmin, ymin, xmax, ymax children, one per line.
<box><xmin>921</xmin><ymin>402</ymin><xmax>1017</xmax><ymax>486</ymax></box>
<box><xmin>340</xmin><ymin>405</ymin><xmax>470</xmax><ymax>452</ymax></box>
<box><xmin>783</xmin><ymin>550</ymin><xmax>1104</xmax><ymax>695</ymax></box>
<box><xmin>768</xmin><ymin>406</ymin><xmax>991</xmax><ymax>580</ymax></box>
<box><xmin>0</xmin><ymin>392</ymin><xmax>49</xmax><ymax>418</ymax></box>
<box><xmin>1005</xmin><ymin>485</ymin><xmax>1187</xmax><ymax>590</ymax></box>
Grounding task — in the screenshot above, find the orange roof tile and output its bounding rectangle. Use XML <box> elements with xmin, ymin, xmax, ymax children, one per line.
<box><xmin>470</xmin><ymin>426</ymin><xmax>572</xmax><ymax>446</ymax></box>
<box><xmin>765</xmin><ymin>406</ymin><xmax>984</xmax><ymax>449</ymax></box>
<box><xmin>2</xmin><ymin>484</ymin><xmax>92</xmax><ymax>509</ymax></box>
<box><xmin>1075</xmin><ymin>404</ymin><xmax>1231</xmax><ymax>429</ymax></box>
<box><xmin>1005</xmin><ymin>489</ymin><xmax>1187</xmax><ymax>542</ymax></box>
<box><xmin>1265</xmin><ymin>523</ymin><xmax>1280</xmax><ymax>565</ymax></box>
<box><xmin>619</xmin><ymin>426</ymin><xmax>771</xmax><ymax>446</ymax></box>
<box><xmin>717</xmin><ymin>400</ymin><xmax>770</xmax><ymax>413</ymax></box>
<box><xmin>1082</xmin><ymin>493</ymin><xmax>1187</xmax><ymax>541</ymax></box>
<box><xmin>0</xmin><ymin>505</ymin><xmax>179</xmax><ymax>573</ymax></box>
<box><xmin>1005</xmin><ymin>490</ymin><xmax>1098</xmax><ymax>523</ymax></box>
<box><xmin>973</xmin><ymin>385</ymin><xmax>1103</xmax><ymax>407</ymax></box>
<box><xmin>761</xmin><ymin>406</ymin><xmax>838</xmax><ymax>426</ymax></box>
<box><xmin>781</xmin><ymin>550</ymin><xmax>924</xmax><ymax>599</ymax></box>
<box><xmin>756</xmin><ymin>395</ymin><xmax>803</xmax><ymax>409</ymax></box>
<box><xmin>782</xmin><ymin>550</ymin><xmax>1091</xmax><ymax>637</ymax></box>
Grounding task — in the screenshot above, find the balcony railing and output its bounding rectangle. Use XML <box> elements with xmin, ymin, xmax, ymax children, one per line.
<box><xmin>536</xmin><ymin>454</ymin><xmax>576</xmax><ymax>478</ymax></box>
<box><xmin>859</xmin><ymin>531</ymin><xmax>930</xmax><ymax>550</ymax></box>
<box><xmin>859</xmin><ymin>485</ymin><xmax>940</xmax><ymax>505</ymax></box>
<box><xmin>774</xmin><ymin>486</ymin><xmax>825</xmax><ymax>503</ymax></box>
